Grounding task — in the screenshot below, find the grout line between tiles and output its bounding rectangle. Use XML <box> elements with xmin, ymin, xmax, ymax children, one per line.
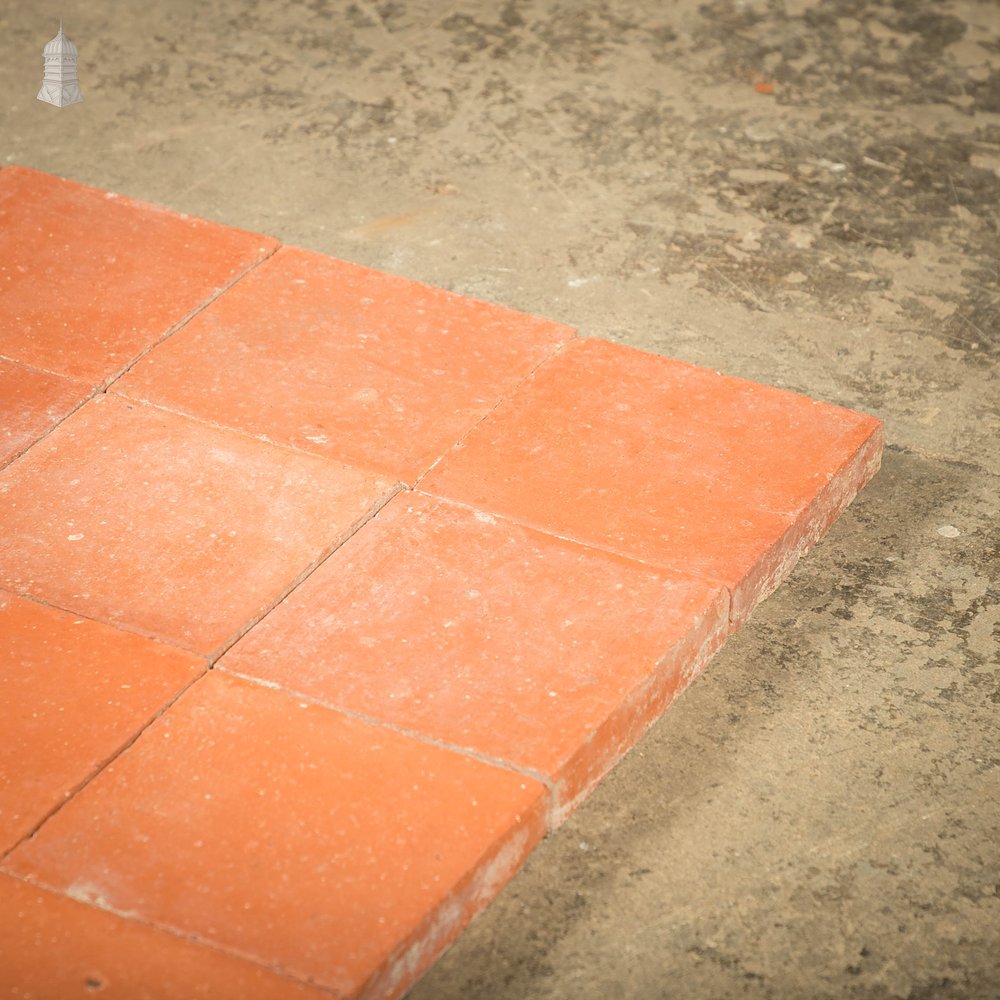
<box><xmin>0</xmin><ymin>391</ymin><xmax>97</xmax><ymax>473</ymax></box>
<box><xmin>106</xmin><ymin>390</ymin><xmax>404</xmax><ymax>482</ymax></box>
<box><xmin>217</xmin><ymin>666</ymin><xmax>555</xmax><ymax>798</ymax></box>
<box><xmin>0</xmin><ymin>589</ymin><xmax>207</xmax><ymax>657</ymax></box>
<box><xmin>0</xmin><ymin>353</ymin><xmax>84</xmax><ymax>381</ymax></box>
<box><xmin>411</xmin><ymin>335</ymin><xmax>578</xmax><ymax>488</ymax></box>
<box><xmin>0</xmin><ymin>667</ymin><xmax>210</xmax><ymax>866</ymax></box>
<box><xmin>412</xmin><ymin>486</ymin><xmax>735</xmax><ymax>603</ymax></box>
<box><xmin>205</xmin><ymin>482</ymin><xmax>406</xmax><ymax>664</ymax></box>
<box><xmin>98</xmin><ymin>242</ymin><xmax>282</xmax><ymax>396</ymax></box>
<box><xmin>0</xmin><ymin>246</ymin><xmax>280</xmax><ymax>475</ymax></box>
<box><xmin>0</xmin><ymin>870</ymin><xmax>340</xmax><ymax>999</ymax></box>
<box><xmin>412</xmin><ymin>467</ymin><xmax>876</xmax><ymax>634</ymax></box>
<box><xmin>106</xmin><ymin>328</ymin><xmax>574</xmax><ymax>490</ymax></box>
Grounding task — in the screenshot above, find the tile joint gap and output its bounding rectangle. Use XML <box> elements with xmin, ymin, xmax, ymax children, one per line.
<box><xmin>0</xmin><ymin>670</ymin><xmax>209</xmax><ymax>866</ymax></box>
<box><xmin>0</xmin><ymin>872</ymin><xmax>339</xmax><ymax>999</ymax></box>
<box><xmin>0</xmin><ymin>353</ymin><xmax>82</xmax><ymax>380</ymax></box>
<box><xmin>218</xmin><ymin>666</ymin><xmax>554</xmax><ymax>793</ymax></box>
<box><xmin>99</xmin><ymin>244</ymin><xmax>281</xmax><ymax>395</ymax></box>
<box><xmin>0</xmin><ymin>388</ymin><xmax>99</xmax><ymax>472</ymax></box>
<box><xmin>105</xmin><ymin>390</ymin><xmax>392</xmax><ymax>474</ymax></box>
<box><xmin>0</xmin><ymin>590</ymin><xmax>205</xmax><ymax>657</ymax></box>
<box><xmin>413</xmin><ymin>488</ymin><xmax>728</xmax><ymax>591</ymax></box>
<box><xmin>412</xmin><ymin>335</ymin><xmax>576</xmax><ymax>489</ymax></box>
<box><xmin>207</xmin><ymin>483</ymin><xmax>406</xmax><ymax>664</ymax></box>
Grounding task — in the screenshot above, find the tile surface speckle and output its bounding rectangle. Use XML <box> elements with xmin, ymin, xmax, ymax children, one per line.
<box><xmin>0</xmin><ymin>158</ymin><xmax>900</xmax><ymax>1000</ymax></box>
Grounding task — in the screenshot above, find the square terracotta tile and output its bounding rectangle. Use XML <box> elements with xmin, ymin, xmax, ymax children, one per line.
<box><xmin>0</xmin><ymin>166</ymin><xmax>277</xmax><ymax>385</ymax></box>
<box><xmin>112</xmin><ymin>246</ymin><xmax>574</xmax><ymax>482</ymax></box>
<box><xmin>3</xmin><ymin>671</ymin><xmax>548</xmax><ymax>1000</ymax></box>
<box><xmin>420</xmin><ymin>338</ymin><xmax>884</xmax><ymax>625</ymax></box>
<box><xmin>0</xmin><ymin>358</ymin><xmax>91</xmax><ymax>469</ymax></box>
<box><xmin>0</xmin><ymin>394</ymin><xmax>399</xmax><ymax>655</ymax></box>
<box><xmin>0</xmin><ymin>592</ymin><xmax>203</xmax><ymax>855</ymax></box>
<box><xmin>0</xmin><ymin>874</ymin><xmax>332</xmax><ymax>999</ymax></box>
<box><xmin>220</xmin><ymin>492</ymin><xmax>729</xmax><ymax>823</ymax></box>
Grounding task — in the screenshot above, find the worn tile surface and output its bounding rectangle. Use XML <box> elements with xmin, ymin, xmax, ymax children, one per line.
<box><xmin>0</xmin><ymin>393</ymin><xmax>399</xmax><ymax>655</ymax></box>
<box><xmin>0</xmin><ymin>592</ymin><xmax>203</xmax><ymax>854</ymax></box>
<box><xmin>113</xmin><ymin>246</ymin><xmax>572</xmax><ymax>482</ymax></box>
<box><xmin>0</xmin><ymin>166</ymin><xmax>277</xmax><ymax>386</ymax></box>
<box><xmin>422</xmin><ymin>337</ymin><xmax>883</xmax><ymax>625</ymax></box>
<box><xmin>220</xmin><ymin>491</ymin><xmax>729</xmax><ymax>823</ymax></box>
<box><xmin>0</xmin><ymin>358</ymin><xmax>91</xmax><ymax>469</ymax></box>
<box><xmin>3</xmin><ymin>671</ymin><xmax>548</xmax><ymax>1000</ymax></box>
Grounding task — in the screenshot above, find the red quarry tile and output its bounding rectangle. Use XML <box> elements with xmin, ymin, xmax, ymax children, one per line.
<box><xmin>3</xmin><ymin>671</ymin><xmax>548</xmax><ymax>1000</ymax></box>
<box><xmin>220</xmin><ymin>492</ymin><xmax>728</xmax><ymax>824</ymax></box>
<box><xmin>0</xmin><ymin>358</ymin><xmax>90</xmax><ymax>468</ymax></box>
<box><xmin>0</xmin><ymin>592</ymin><xmax>203</xmax><ymax>854</ymax></box>
<box><xmin>0</xmin><ymin>874</ymin><xmax>332</xmax><ymax>1000</ymax></box>
<box><xmin>112</xmin><ymin>245</ymin><xmax>573</xmax><ymax>482</ymax></box>
<box><xmin>0</xmin><ymin>394</ymin><xmax>399</xmax><ymax>655</ymax></box>
<box><xmin>421</xmin><ymin>338</ymin><xmax>884</xmax><ymax>626</ymax></box>
<box><xmin>0</xmin><ymin>166</ymin><xmax>277</xmax><ymax>385</ymax></box>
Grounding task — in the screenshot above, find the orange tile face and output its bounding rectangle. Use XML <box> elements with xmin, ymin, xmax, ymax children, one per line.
<box><xmin>0</xmin><ymin>593</ymin><xmax>203</xmax><ymax>854</ymax></box>
<box><xmin>2</xmin><ymin>671</ymin><xmax>548</xmax><ymax>999</ymax></box>
<box><xmin>219</xmin><ymin>492</ymin><xmax>729</xmax><ymax>816</ymax></box>
<box><xmin>0</xmin><ymin>165</ymin><xmax>892</xmax><ymax>1000</ymax></box>
<box><xmin>0</xmin><ymin>874</ymin><xmax>332</xmax><ymax>1000</ymax></box>
<box><xmin>421</xmin><ymin>338</ymin><xmax>884</xmax><ymax>622</ymax></box>
<box><xmin>0</xmin><ymin>359</ymin><xmax>90</xmax><ymax>468</ymax></box>
<box><xmin>112</xmin><ymin>246</ymin><xmax>573</xmax><ymax>482</ymax></box>
<box><xmin>0</xmin><ymin>167</ymin><xmax>277</xmax><ymax>384</ymax></box>
<box><xmin>0</xmin><ymin>394</ymin><xmax>399</xmax><ymax>654</ymax></box>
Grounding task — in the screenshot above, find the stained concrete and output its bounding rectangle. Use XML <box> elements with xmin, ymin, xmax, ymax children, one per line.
<box><xmin>2</xmin><ymin>1</ymin><xmax>998</xmax><ymax>997</ymax></box>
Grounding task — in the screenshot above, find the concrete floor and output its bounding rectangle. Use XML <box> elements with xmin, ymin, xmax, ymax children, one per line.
<box><xmin>2</xmin><ymin>0</ymin><xmax>998</xmax><ymax>997</ymax></box>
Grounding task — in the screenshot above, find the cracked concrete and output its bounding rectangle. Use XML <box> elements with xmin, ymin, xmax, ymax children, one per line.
<box><xmin>2</xmin><ymin>0</ymin><xmax>997</xmax><ymax>997</ymax></box>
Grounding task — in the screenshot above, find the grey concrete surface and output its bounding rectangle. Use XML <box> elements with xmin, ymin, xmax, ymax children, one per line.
<box><xmin>2</xmin><ymin>1</ymin><xmax>997</xmax><ymax>997</ymax></box>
